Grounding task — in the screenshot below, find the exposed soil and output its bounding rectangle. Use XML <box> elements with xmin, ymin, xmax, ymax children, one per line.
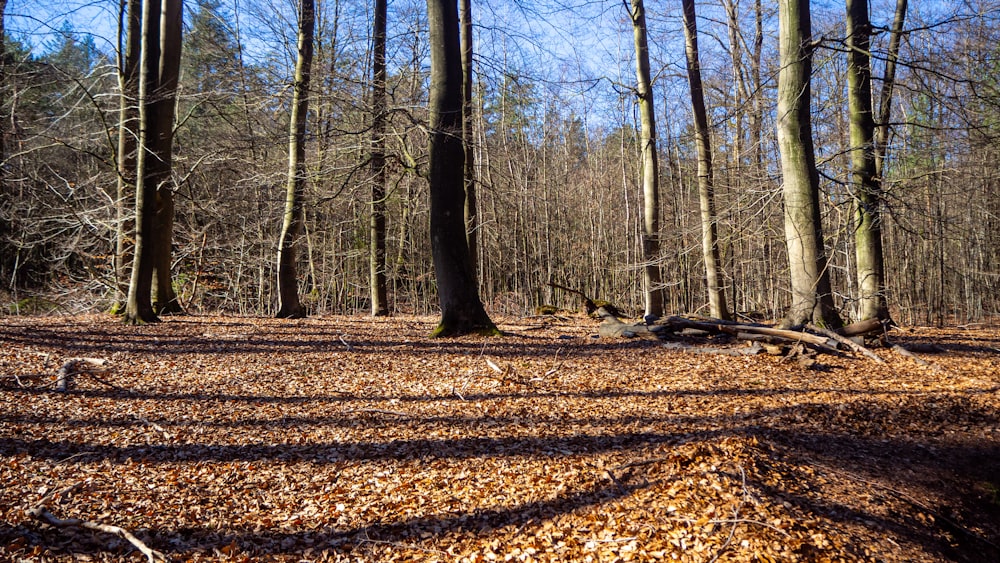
<box><xmin>1</xmin><ymin>314</ymin><xmax>998</xmax><ymax>562</ymax></box>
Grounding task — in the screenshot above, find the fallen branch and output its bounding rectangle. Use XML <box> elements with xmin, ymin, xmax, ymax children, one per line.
<box><xmin>807</xmin><ymin>323</ymin><xmax>886</xmax><ymax>365</ymax></box>
<box><xmin>662</xmin><ymin>341</ymin><xmax>764</xmax><ymax>356</ymax></box>
<box><xmin>344</xmin><ymin>408</ymin><xmax>410</xmax><ymax>417</ymax></box>
<box><xmin>26</xmin><ymin>483</ymin><xmax>167</xmax><ymax>563</ymax></box>
<box><xmin>56</xmin><ymin>358</ymin><xmax>112</xmax><ymax>392</ymax></box>
<box><xmin>339</xmin><ymin>335</ymin><xmax>355</xmax><ymax>351</ymax></box>
<box><xmin>889</xmin><ymin>344</ymin><xmax>941</xmax><ymax>372</ymax></box>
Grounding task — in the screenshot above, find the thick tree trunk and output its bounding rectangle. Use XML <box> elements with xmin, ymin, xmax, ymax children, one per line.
<box><xmin>776</xmin><ymin>0</ymin><xmax>841</xmax><ymax>329</ymax></box>
<box><xmin>369</xmin><ymin>0</ymin><xmax>389</xmax><ymax>316</ymax></box>
<box><xmin>630</xmin><ymin>0</ymin><xmax>663</xmax><ymax>319</ymax></box>
<box><xmin>426</xmin><ymin>0</ymin><xmax>497</xmax><ymax>337</ymax></box>
<box><xmin>150</xmin><ymin>0</ymin><xmax>183</xmax><ymax>315</ymax></box>
<box><xmin>847</xmin><ymin>0</ymin><xmax>889</xmax><ymax>322</ymax></box>
<box><xmin>682</xmin><ymin>0</ymin><xmax>731</xmax><ymax>321</ymax></box>
<box><xmin>275</xmin><ymin>0</ymin><xmax>315</xmax><ymax>319</ymax></box>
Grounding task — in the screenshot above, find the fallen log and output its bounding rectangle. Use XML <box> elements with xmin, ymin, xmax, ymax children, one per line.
<box><xmin>657</xmin><ymin>317</ymin><xmax>839</xmax><ymax>352</ymax></box>
<box><xmin>836</xmin><ymin>318</ymin><xmax>884</xmax><ymax>337</ymax></box>
<box><xmin>807</xmin><ymin>323</ymin><xmax>887</xmax><ymax>365</ymax></box>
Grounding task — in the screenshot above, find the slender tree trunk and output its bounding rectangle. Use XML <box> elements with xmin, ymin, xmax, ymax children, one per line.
<box><xmin>847</xmin><ymin>0</ymin><xmax>889</xmax><ymax>322</ymax></box>
<box><xmin>369</xmin><ymin>0</ymin><xmax>389</xmax><ymax>316</ymax></box>
<box><xmin>125</xmin><ymin>0</ymin><xmax>165</xmax><ymax>324</ymax></box>
<box><xmin>460</xmin><ymin>0</ymin><xmax>478</xmax><ymax>278</ymax></box>
<box><xmin>275</xmin><ymin>0</ymin><xmax>315</xmax><ymax>319</ymax></box>
<box><xmin>683</xmin><ymin>0</ymin><xmax>731</xmax><ymax>321</ymax></box>
<box><xmin>0</xmin><ymin>0</ymin><xmax>6</xmax><ymax>183</ymax></box>
<box><xmin>776</xmin><ymin>0</ymin><xmax>842</xmax><ymax>329</ymax></box>
<box><xmin>426</xmin><ymin>0</ymin><xmax>497</xmax><ymax>337</ymax></box>
<box><xmin>629</xmin><ymin>0</ymin><xmax>663</xmax><ymax>319</ymax></box>
<box><xmin>874</xmin><ymin>0</ymin><xmax>907</xmax><ymax>180</ymax></box>
<box><xmin>114</xmin><ymin>0</ymin><xmax>141</xmax><ymax>312</ymax></box>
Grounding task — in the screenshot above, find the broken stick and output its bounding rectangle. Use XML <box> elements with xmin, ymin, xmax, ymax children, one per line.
<box><xmin>26</xmin><ymin>483</ymin><xmax>166</xmax><ymax>563</ymax></box>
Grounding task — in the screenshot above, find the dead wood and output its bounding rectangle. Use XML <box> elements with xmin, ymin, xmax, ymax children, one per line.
<box><xmin>807</xmin><ymin>323</ymin><xmax>887</xmax><ymax>365</ymax></box>
<box><xmin>26</xmin><ymin>482</ymin><xmax>167</xmax><ymax>562</ymax></box>
<box><xmin>661</xmin><ymin>341</ymin><xmax>764</xmax><ymax>356</ymax></box>
<box><xmin>836</xmin><ymin>318</ymin><xmax>884</xmax><ymax>337</ymax></box>
<box><xmin>655</xmin><ymin>317</ymin><xmax>838</xmax><ymax>352</ymax></box>
<box><xmin>56</xmin><ymin>358</ymin><xmax>112</xmax><ymax>392</ymax></box>
<box><xmin>888</xmin><ymin>344</ymin><xmax>943</xmax><ymax>372</ymax></box>
<box><xmin>596</xmin><ymin>307</ymin><xmax>661</xmax><ymax>339</ymax></box>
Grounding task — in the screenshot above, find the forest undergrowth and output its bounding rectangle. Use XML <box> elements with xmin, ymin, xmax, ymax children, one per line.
<box><xmin>1</xmin><ymin>314</ymin><xmax>998</xmax><ymax>562</ymax></box>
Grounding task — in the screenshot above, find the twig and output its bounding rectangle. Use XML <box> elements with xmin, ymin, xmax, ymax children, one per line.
<box><xmin>26</xmin><ymin>481</ymin><xmax>167</xmax><ymax>563</ymax></box>
<box><xmin>56</xmin><ymin>452</ymin><xmax>97</xmax><ymax>465</ymax></box>
<box><xmin>27</xmin><ymin>507</ymin><xmax>167</xmax><ymax>562</ymax></box>
<box><xmin>358</xmin><ymin>529</ymin><xmax>447</xmax><ymax>556</ymax></box>
<box><xmin>339</xmin><ymin>335</ymin><xmax>355</xmax><ymax>351</ymax></box>
<box><xmin>709</xmin><ymin>465</ymin><xmax>748</xmax><ymax>563</ymax></box>
<box><xmin>136</xmin><ymin>417</ymin><xmax>174</xmax><ymax>440</ymax></box>
<box><xmin>344</xmin><ymin>408</ymin><xmax>410</xmax><ymax>417</ymax></box>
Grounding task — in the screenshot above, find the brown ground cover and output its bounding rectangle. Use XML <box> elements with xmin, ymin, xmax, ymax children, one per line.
<box><xmin>1</xmin><ymin>314</ymin><xmax>998</xmax><ymax>562</ymax></box>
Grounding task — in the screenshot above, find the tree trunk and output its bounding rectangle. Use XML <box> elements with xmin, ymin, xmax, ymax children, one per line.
<box><xmin>460</xmin><ymin>0</ymin><xmax>478</xmax><ymax>278</ymax></box>
<box><xmin>629</xmin><ymin>0</ymin><xmax>663</xmax><ymax>319</ymax></box>
<box><xmin>114</xmin><ymin>0</ymin><xmax>141</xmax><ymax>312</ymax></box>
<box><xmin>875</xmin><ymin>0</ymin><xmax>907</xmax><ymax>181</ymax></box>
<box><xmin>682</xmin><ymin>0</ymin><xmax>731</xmax><ymax>321</ymax></box>
<box><xmin>776</xmin><ymin>0</ymin><xmax>842</xmax><ymax>329</ymax></box>
<box><xmin>149</xmin><ymin>0</ymin><xmax>183</xmax><ymax>315</ymax></box>
<box><xmin>275</xmin><ymin>0</ymin><xmax>315</xmax><ymax>319</ymax></box>
<box><xmin>369</xmin><ymin>0</ymin><xmax>389</xmax><ymax>316</ymax></box>
<box><xmin>125</xmin><ymin>0</ymin><xmax>170</xmax><ymax>324</ymax></box>
<box><xmin>426</xmin><ymin>0</ymin><xmax>497</xmax><ymax>337</ymax></box>
<box><xmin>846</xmin><ymin>0</ymin><xmax>889</xmax><ymax>322</ymax></box>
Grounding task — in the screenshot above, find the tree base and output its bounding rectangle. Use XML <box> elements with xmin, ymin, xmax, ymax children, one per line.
<box><xmin>430</xmin><ymin>321</ymin><xmax>501</xmax><ymax>338</ymax></box>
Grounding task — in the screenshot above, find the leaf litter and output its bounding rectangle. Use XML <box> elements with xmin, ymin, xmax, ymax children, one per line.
<box><xmin>1</xmin><ymin>314</ymin><xmax>998</xmax><ymax>562</ymax></box>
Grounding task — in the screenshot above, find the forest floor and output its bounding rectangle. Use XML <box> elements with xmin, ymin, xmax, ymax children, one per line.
<box><xmin>1</xmin><ymin>313</ymin><xmax>998</xmax><ymax>562</ymax></box>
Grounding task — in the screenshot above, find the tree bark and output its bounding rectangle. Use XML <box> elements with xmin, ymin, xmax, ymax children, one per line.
<box><xmin>846</xmin><ymin>0</ymin><xmax>889</xmax><ymax>322</ymax></box>
<box><xmin>629</xmin><ymin>0</ymin><xmax>663</xmax><ymax>319</ymax></box>
<box><xmin>460</xmin><ymin>0</ymin><xmax>478</xmax><ymax>278</ymax></box>
<box><xmin>874</xmin><ymin>0</ymin><xmax>907</xmax><ymax>181</ymax></box>
<box><xmin>682</xmin><ymin>0</ymin><xmax>731</xmax><ymax>321</ymax></box>
<box><xmin>275</xmin><ymin>0</ymin><xmax>315</xmax><ymax>319</ymax></box>
<box><xmin>776</xmin><ymin>0</ymin><xmax>842</xmax><ymax>329</ymax></box>
<box><xmin>369</xmin><ymin>0</ymin><xmax>389</xmax><ymax>316</ymax></box>
<box><xmin>125</xmin><ymin>0</ymin><xmax>169</xmax><ymax>324</ymax></box>
<box><xmin>149</xmin><ymin>0</ymin><xmax>183</xmax><ymax>315</ymax></box>
<box><xmin>114</xmin><ymin>0</ymin><xmax>141</xmax><ymax>312</ymax></box>
<box><xmin>426</xmin><ymin>0</ymin><xmax>497</xmax><ymax>337</ymax></box>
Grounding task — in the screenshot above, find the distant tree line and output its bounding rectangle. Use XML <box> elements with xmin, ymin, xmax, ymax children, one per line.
<box><xmin>1</xmin><ymin>0</ymin><xmax>998</xmax><ymax>329</ymax></box>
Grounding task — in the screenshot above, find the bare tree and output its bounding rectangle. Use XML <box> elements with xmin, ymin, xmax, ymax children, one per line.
<box><xmin>629</xmin><ymin>0</ymin><xmax>663</xmax><ymax>319</ymax></box>
<box><xmin>125</xmin><ymin>0</ymin><xmax>184</xmax><ymax>324</ymax></box>
<box><xmin>275</xmin><ymin>0</ymin><xmax>315</xmax><ymax>319</ymax></box>
<box><xmin>426</xmin><ymin>0</ymin><xmax>497</xmax><ymax>337</ymax></box>
<box><xmin>460</xmin><ymin>0</ymin><xmax>478</xmax><ymax>277</ymax></box>
<box><xmin>113</xmin><ymin>0</ymin><xmax>142</xmax><ymax>312</ymax></box>
<box><xmin>775</xmin><ymin>0</ymin><xmax>841</xmax><ymax>328</ymax></box>
<box><xmin>151</xmin><ymin>0</ymin><xmax>183</xmax><ymax>315</ymax></box>
<box><xmin>369</xmin><ymin>0</ymin><xmax>389</xmax><ymax>316</ymax></box>
<box><xmin>683</xmin><ymin>0</ymin><xmax>731</xmax><ymax>321</ymax></box>
<box><xmin>846</xmin><ymin>0</ymin><xmax>890</xmax><ymax>322</ymax></box>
